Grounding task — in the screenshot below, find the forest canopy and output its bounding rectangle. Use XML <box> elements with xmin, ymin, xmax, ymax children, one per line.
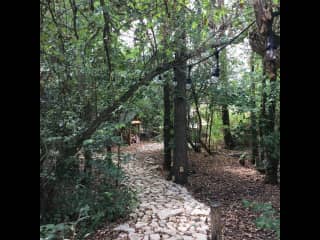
<box><xmin>40</xmin><ymin>0</ymin><xmax>280</xmax><ymax>239</ymax></box>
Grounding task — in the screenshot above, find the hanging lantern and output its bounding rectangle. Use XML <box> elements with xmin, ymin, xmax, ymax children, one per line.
<box><xmin>212</xmin><ymin>66</ymin><xmax>220</xmax><ymax>78</ymax></box>
<box><xmin>186</xmin><ymin>65</ymin><xmax>192</xmax><ymax>90</ymax></box>
<box><xmin>211</xmin><ymin>49</ymin><xmax>220</xmax><ymax>81</ymax></box>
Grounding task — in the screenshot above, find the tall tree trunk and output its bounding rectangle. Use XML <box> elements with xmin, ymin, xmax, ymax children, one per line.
<box><xmin>163</xmin><ymin>80</ymin><xmax>172</xmax><ymax>171</ymax></box>
<box><xmin>205</xmin><ymin>106</ymin><xmax>210</xmax><ymax>145</ymax></box>
<box><xmin>250</xmin><ymin>0</ymin><xmax>280</xmax><ymax>184</ymax></box>
<box><xmin>217</xmin><ymin>0</ymin><xmax>234</xmax><ymax>150</ymax></box>
<box><xmin>208</xmin><ymin>107</ymin><xmax>214</xmax><ymax>152</ymax></box>
<box><xmin>221</xmin><ymin>104</ymin><xmax>234</xmax><ymax>149</ymax></box>
<box><xmin>173</xmin><ymin>58</ymin><xmax>189</xmax><ymax>184</ymax></box>
<box><xmin>191</xmin><ymin>85</ymin><xmax>202</xmax><ymax>152</ymax></box>
<box><xmin>264</xmin><ymin>8</ymin><xmax>279</xmax><ymax>184</ymax></box>
<box><xmin>250</xmin><ymin>53</ymin><xmax>259</xmax><ymax>164</ymax></box>
<box><xmin>99</xmin><ymin>0</ymin><xmax>112</xmax><ymax>82</ymax></box>
<box><xmin>257</xmin><ymin>63</ymin><xmax>267</xmax><ymax>171</ymax></box>
<box><xmin>162</xmin><ymin>7</ymin><xmax>173</xmax><ymax>172</ymax></box>
<box><xmin>220</xmin><ymin>48</ymin><xmax>234</xmax><ymax>149</ymax></box>
<box><xmin>171</xmin><ymin>0</ymin><xmax>188</xmax><ymax>185</ymax></box>
<box><xmin>83</xmin><ymin>146</ymin><xmax>92</xmax><ymax>182</ymax></box>
<box><xmin>264</xmin><ymin>62</ymin><xmax>278</xmax><ymax>184</ymax></box>
<box><xmin>106</xmin><ymin>145</ymin><xmax>112</xmax><ymax>165</ymax></box>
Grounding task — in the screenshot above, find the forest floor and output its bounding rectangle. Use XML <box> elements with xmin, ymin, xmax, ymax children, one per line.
<box><xmin>90</xmin><ymin>141</ymin><xmax>279</xmax><ymax>240</ymax></box>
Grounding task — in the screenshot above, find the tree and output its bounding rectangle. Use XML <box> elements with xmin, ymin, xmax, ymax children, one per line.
<box><xmin>190</xmin><ymin>83</ymin><xmax>203</xmax><ymax>153</ymax></box>
<box><xmin>171</xmin><ymin>1</ymin><xmax>189</xmax><ymax>185</ymax></box>
<box><xmin>250</xmin><ymin>52</ymin><xmax>259</xmax><ymax>164</ymax></box>
<box><xmin>40</xmin><ymin>1</ymin><xmax>280</xmax><ymax>237</ymax></box>
<box><xmin>163</xmin><ymin>75</ymin><xmax>173</xmax><ymax>171</ymax></box>
<box><xmin>249</xmin><ymin>0</ymin><xmax>280</xmax><ymax>184</ymax></box>
<box><xmin>218</xmin><ymin>0</ymin><xmax>235</xmax><ymax>150</ymax></box>
<box><xmin>256</xmin><ymin>63</ymin><xmax>267</xmax><ymax>172</ymax></box>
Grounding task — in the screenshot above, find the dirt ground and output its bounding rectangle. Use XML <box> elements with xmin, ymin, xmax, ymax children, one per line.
<box><xmin>91</xmin><ymin>142</ymin><xmax>280</xmax><ymax>240</ymax></box>
<box><xmin>135</xmin><ymin>142</ymin><xmax>280</xmax><ymax>240</ymax></box>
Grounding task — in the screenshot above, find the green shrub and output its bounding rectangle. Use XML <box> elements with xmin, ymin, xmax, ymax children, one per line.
<box><xmin>231</xmin><ymin>120</ymin><xmax>251</xmax><ymax>148</ymax></box>
<box><xmin>40</xmin><ymin>222</ymin><xmax>71</xmax><ymax>240</ymax></box>
<box><xmin>242</xmin><ymin>199</ymin><xmax>280</xmax><ymax>239</ymax></box>
<box><xmin>40</xmin><ymin>151</ymin><xmax>137</xmax><ymax>240</ymax></box>
<box><xmin>263</xmin><ymin>130</ymin><xmax>280</xmax><ymax>160</ymax></box>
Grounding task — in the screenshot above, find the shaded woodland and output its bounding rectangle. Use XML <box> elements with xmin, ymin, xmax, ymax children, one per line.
<box><xmin>40</xmin><ymin>0</ymin><xmax>280</xmax><ymax>239</ymax></box>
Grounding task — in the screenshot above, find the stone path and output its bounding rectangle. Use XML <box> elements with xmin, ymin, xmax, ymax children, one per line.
<box><xmin>112</xmin><ymin>143</ymin><xmax>211</xmax><ymax>240</ymax></box>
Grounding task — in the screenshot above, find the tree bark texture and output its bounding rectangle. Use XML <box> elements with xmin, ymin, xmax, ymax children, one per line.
<box><xmin>163</xmin><ymin>80</ymin><xmax>173</xmax><ymax>171</ymax></box>
<box><xmin>172</xmin><ymin>60</ymin><xmax>189</xmax><ymax>184</ymax></box>
<box><xmin>250</xmin><ymin>0</ymin><xmax>280</xmax><ymax>184</ymax></box>
<box><xmin>250</xmin><ymin>54</ymin><xmax>259</xmax><ymax>164</ymax></box>
<box><xmin>222</xmin><ymin>104</ymin><xmax>234</xmax><ymax>150</ymax></box>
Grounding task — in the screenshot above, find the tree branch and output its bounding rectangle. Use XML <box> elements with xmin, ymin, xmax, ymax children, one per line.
<box><xmin>58</xmin><ymin>27</ymin><xmax>256</xmax><ymax>155</ymax></box>
<box><xmin>69</xmin><ymin>0</ymin><xmax>79</xmax><ymax>39</ymax></box>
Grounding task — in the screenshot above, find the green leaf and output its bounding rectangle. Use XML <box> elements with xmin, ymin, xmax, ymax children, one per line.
<box><xmin>83</xmin><ymin>139</ymin><xmax>94</xmax><ymax>146</ymax></box>
<box><xmin>191</xmin><ymin>21</ymin><xmax>197</xmax><ymax>30</ymax></box>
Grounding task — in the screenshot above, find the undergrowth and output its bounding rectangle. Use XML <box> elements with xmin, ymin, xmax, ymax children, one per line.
<box><xmin>242</xmin><ymin>199</ymin><xmax>280</xmax><ymax>239</ymax></box>
<box><xmin>40</xmin><ymin>147</ymin><xmax>137</xmax><ymax>240</ymax></box>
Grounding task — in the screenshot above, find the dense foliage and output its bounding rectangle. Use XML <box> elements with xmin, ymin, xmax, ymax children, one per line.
<box><xmin>41</xmin><ymin>0</ymin><xmax>279</xmax><ymax>238</ymax></box>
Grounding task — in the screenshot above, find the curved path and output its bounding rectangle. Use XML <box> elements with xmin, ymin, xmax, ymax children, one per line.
<box><xmin>112</xmin><ymin>142</ymin><xmax>211</xmax><ymax>240</ymax></box>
